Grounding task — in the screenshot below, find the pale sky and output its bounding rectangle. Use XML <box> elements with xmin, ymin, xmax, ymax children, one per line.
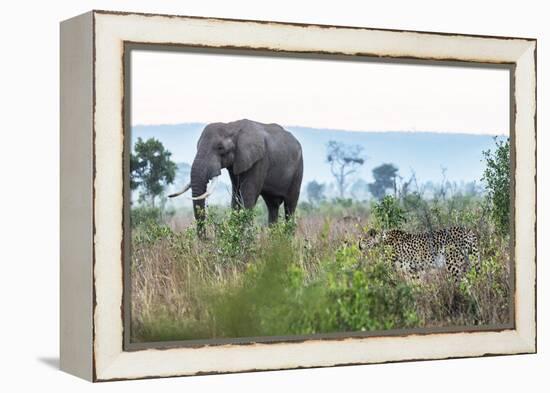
<box><xmin>131</xmin><ymin>49</ymin><xmax>509</xmax><ymax>135</ymax></box>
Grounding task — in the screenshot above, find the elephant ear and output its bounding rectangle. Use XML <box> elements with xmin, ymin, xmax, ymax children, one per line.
<box><xmin>233</xmin><ymin>123</ymin><xmax>266</xmax><ymax>175</ymax></box>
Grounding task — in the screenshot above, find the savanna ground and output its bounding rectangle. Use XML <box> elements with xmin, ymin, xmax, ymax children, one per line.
<box><xmin>130</xmin><ymin>190</ymin><xmax>511</xmax><ymax>343</ymax></box>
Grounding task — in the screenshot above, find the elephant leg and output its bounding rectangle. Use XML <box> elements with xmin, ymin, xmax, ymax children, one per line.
<box><xmin>262</xmin><ymin>194</ymin><xmax>283</xmax><ymax>224</ymax></box>
<box><xmin>228</xmin><ymin>172</ymin><xmax>242</xmax><ymax>209</ymax></box>
<box><xmin>231</xmin><ymin>160</ymin><xmax>266</xmax><ymax>210</ymax></box>
<box><xmin>283</xmin><ymin>170</ymin><xmax>302</xmax><ymax>220</ymax></box>
<box><xmin>283</xmin><ymin>198</ymin><xmax>298</xmax><ymax>220</ymax></box>
<box><xmin>229</xmin><ymin>176</ymin><xmax>257</xmax><ymax>209</ymax></box>
<box><xmin>239</xmin><ymin>185</ymin><xmax>260</xmax><ymax>208</ymax></box>
<box><xmin>231</xmin><ymin>175</ymin><xmax>260</xmax><ymax>209</ymax></box>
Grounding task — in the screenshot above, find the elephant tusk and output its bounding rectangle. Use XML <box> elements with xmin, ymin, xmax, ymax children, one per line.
<box><xmin>191</xmin><ymin>193</ymin><xmax>209</xmax><ymax>201</ymax></box>
<box><xmin>190</xmin><ymin>176</ymin><xmax>218</xmax><ymax>201</ymax></box>
<box><xmin>168</xmin><ymin>182</ymin><xmax>191</xmax><ymax>198</ymax></box>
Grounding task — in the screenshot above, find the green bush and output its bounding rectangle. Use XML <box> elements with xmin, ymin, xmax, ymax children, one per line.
<box><xmin>204</xmin><ymin>238</ymin><xmax>301</xmax><ymax>337</ymax></box>
<box><xmin>131</xmin><ymin>205</ymin><xmax>177</xmax><ymax>230</ymax></box>
<box><xmin>458</xmin><ymin>249</ymin><xmax>510</xmax><ymax>324</ymax></box>
<box><xmin>482</xmin><ymin>138</ymin><xmax>510</xmax><ymax>236</ymax></box>
<box><xmin>208</xmin><ymin>208</ymin><xmax>258</xmax><ymax>263</ymax></box>
<box><xmin>372</xmin><ymin>195</ymin><xmax>406</xmax><ymax>229</ymax></box>
<box><xmin>131</xmin><ymin>206</ymin><xmax>163</xmax><ymax>228</ymax></box>
<box><xmin>321</xmin><ymin>245</ymin><xmax>419</xmax><ymax>332</ymax></box>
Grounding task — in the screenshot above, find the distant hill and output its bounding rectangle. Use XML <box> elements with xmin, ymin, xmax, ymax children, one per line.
<box><xmin>132</xmin><ymin>123</ymin><xmax>505</xmax><ymax>206</ymax></box>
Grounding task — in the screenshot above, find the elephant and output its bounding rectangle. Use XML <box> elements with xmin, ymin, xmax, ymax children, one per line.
<box><xmin>169</xmin><ymin>119</ymin><xmax>303</xmax><ymax>236</ymax></box>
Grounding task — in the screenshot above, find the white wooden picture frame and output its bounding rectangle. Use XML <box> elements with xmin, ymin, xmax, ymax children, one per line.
<box><xmin>60</xmin><ymin>10</ymin><xmax>536</xmax><ymax>382</ymax></box>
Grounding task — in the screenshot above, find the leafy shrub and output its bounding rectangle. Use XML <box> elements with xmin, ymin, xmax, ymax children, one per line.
<box><xmin>482</xmin><ymin>138</ymin><xmax>510</xmax><ymax>236</ymax></box>
<box><xmin>133</xmin><ymin>222</ymin><xmax>174</xmax><ymax>246</ymax></box>
<box><xmin>208</xmin><ymin>208</ymin><xmax>258</xmax><ymax>263</ymax></box>
<box><xmin>372</xmin><ymin>195</ymin><xmax>406</xmax><ymax>229</ymax></box>
<box><xmin>131</xmin><ymin>205</ymin><xmax>176</xmax><ymax>230</ymax></box>
<box><xmin>204</xmin><ymin>238</ymin><xmax>302</xmax><ymax>337</ymax></box>
<box><xmin>322</xmin><ymin>245</ymin><xmax>419</xmax><ymax>331</ymax></box>
<box><xmin>131</xmin><ymin>206</ymin><xmax>163</xmax><ymax>228</ymax></box>
<box><xmin>268</xmin><ymin>217</ymin><xmax>298</xmax><ymax>238</ymax></box>
<box><xmin>458</xmin><ymin>249</ymin><xmax>510</xmax><ymax>324</ymax></box>
<box><xmin>193</xmin><ymin>241</ymin><xmax>420</xmax><ymax>338</ymax></box>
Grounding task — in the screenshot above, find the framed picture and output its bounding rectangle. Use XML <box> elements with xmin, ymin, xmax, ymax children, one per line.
<box><xmin>60</xmin><ymin>10</ymin><xmax>537</xmax><ymax>382</ymax></box>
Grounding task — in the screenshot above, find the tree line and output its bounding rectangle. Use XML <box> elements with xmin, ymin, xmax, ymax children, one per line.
<box><xmin>129</xmin><ymin>136</ymin><xmax>510</xmax><ymax>236</ymax></box>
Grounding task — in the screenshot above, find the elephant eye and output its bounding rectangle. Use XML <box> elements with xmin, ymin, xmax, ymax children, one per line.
<box><xmin>216</xmin><ymin>145</ymin><xmax>226</xmax><ymax>155</ymax></box>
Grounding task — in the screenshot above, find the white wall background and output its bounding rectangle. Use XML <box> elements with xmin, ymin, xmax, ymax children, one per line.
<box><xmin>0</xmin><ymin>0</ymin><xmax>546</xmax><ymax>391</ymax></box>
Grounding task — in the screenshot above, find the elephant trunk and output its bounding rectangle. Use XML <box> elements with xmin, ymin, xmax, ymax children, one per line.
<box><xmin>190</xmin><ymin>156</ymin><xmax>209</xmax><ymax>238</ymax></box>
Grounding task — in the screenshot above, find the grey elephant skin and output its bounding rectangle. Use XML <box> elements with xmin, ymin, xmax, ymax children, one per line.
<box><xmin>170</xmin><ymin>119</ymin><xmax>304</xmax><ymax>236</ymax></box>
